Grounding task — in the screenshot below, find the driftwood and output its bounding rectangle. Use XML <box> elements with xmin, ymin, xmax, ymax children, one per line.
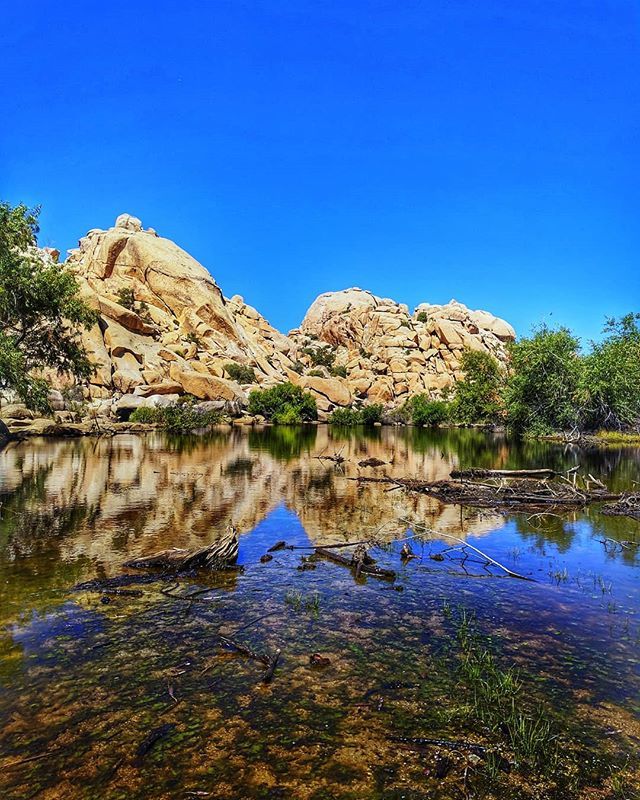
<box><xmin>123</xmin><ymin>529</ymin><xmax>239</xmax><ymax>572</ymax></box>
<box><xmin>602</xmin><ymin>493</ymin><xmax>640</xmax><ymax>521</ymax></box>
<box><xmin>353</xmin><ymin>475</ymin><xmax>620</xmax><ymax>511</ymax></box>
<box><xmin>450</xmin><ymin>468</ymin><xmax>558</xmax><ymax>479</ymax></box>
<box><xmin>219</xmin><ymin>635</ymin><xmax>281</xmax><ymax>684</ymax></box>
<box><xmin>358</xmin><ymin>457</ymin><xmax>387</xmax><ymax>468</ymax></box>
<box><xmin>315</xmin><ymin>546</ymin><xmax>396</xmax><ymax>581</ymax></box>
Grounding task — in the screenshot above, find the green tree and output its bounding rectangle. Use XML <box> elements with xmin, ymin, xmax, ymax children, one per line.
<box><xmin>406</xmin><ymin>394</ymin><xmax>450</xmax><ymax>426</ymax></box>
<box><xmin>0</xmin><ymin>203</ymin><xmax>97</xmax><ymax>411</ymax></box>
<box><xmin>581</xmin><ymin>313</ymin><xmax>640</xmax><ymax>430</ymax></box>
<box><xmin>504</xmin><ymin>325</ymin><xmax>582</xmax><ymax>435</ymax></box>
<box><xmin>453</xmin><ymin>350</ymin><xmax>504</xmax><ymax>424</ymax></box>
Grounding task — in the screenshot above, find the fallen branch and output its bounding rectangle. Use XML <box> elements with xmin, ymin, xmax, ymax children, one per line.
<box><xmin>450</xmin><ymin>468</ymin><xmax>558</xmax><ymax>479</ymax></box>
<box><xmin>123</xmin><ymin>529</ymin><xmax>238</xmax><ymax>572</ymax></box>
<box><xmin>315</xmin><ymin>547</ymin><xmax>396</xmax><ymax>581</ymax></box>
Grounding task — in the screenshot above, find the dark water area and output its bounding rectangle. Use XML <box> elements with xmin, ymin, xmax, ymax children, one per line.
<box><xmin>0</xmin><ymin>427</ymin><xmax>639</xmax><ymax>799</ymax></box>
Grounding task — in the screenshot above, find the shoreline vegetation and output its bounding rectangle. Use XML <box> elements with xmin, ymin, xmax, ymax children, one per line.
<box><xmin>1</xmin><ymin>202</ymin><xmax>639</xmax><ymax>445</ymax></box>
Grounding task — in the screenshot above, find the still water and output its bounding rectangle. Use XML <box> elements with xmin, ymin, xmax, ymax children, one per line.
<box><xmin>0</xmin><ymin>427</ymin><xmax>639</xmax><ymax>799</ymax></box>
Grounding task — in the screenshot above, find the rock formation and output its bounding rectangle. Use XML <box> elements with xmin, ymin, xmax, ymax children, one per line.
<box><xmin>25</xmin><ymin>214</ymin><xmax>515</xmax><ymax>420</ymax></box>
<box><xmin>290</xmin><ymin>288</ymin><xmax>515</xmax><ymax>406</ymax></box>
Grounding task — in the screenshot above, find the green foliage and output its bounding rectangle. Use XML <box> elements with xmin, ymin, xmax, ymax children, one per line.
<box><xmin>328</xmin><ymin>403</ymin><xmax>384</xmax><ymax>426</ymax></box>
<box><xmin>129</xmin><ymin>406</ymin><xmax>160</xmax><ymax>424</ymax></box>
<box><xmin>399</xmin><ymin>318</ymin><xmax>411</xmax><ymax>328</ymax></box>
<box><xmin>224</xmin><ymin>362</ymin><xmax>257</xmax><ymax>384</ymax></box>
<box><xmin>0</xmin><ymin>202</ymin><xmax>97</xmax><ymax>411</ymax></box>
<box><xmin>302</xmin><ymin>345</ymin><xmax>335</xmax><ymax>369</ymax></box>
<box><xmin>330</xmin><ymin>364</ymin><xmax>348</xmax><ymax>378</ymax></box>
<box><xmin>416</xmin><ymin>311</ymin><xmax>429</xmax><ymax>323</ymax></box>
<box><xmin>308</xmin><ymin>368</ymin><xmax>325</xmax><ymax>378</ymax></box>
<box><xmin>247</xmin><ymin>382</ymin><xmax>317</xmax><ymax>424</ymax></box>
<box><xmin>328</xmin><ymin>407</ymin><xmax>362</xmax><ymax>425</ymax></box>
<box><xmin>453</xmin><ymin>350</ymin><xmax>504</xmax><ymax>424</ymax></box>
<box><xmin>504</xmin><ymin>325</ymin><xmax>582</xmax><ymax>435</ymax></box>
<box><xmin>116</xmin><ymin>287</ymin><xmax>136</xmax><ymax>310</ymax></box>
<box><xmin>581</xmin><ymin>314</ymin><xmax>640</xmax><ymax>430</ymax></box>
<box><xmin>186</xmin><ymin>331</ymin><xmax>202</xmax><ymax>348</ymax></box>
<box><xmin>130</xmin><ymin>398</ymin><xmax>220</xmax><ymax>432</ymax></box>
<box><xmin>406</xmin><ymin>394</ymin><xmax>450</xmax><ymax>426</ymax></box>
<box><xmin>360</xmin><ymin>403</ymin><xmax>383</xmax><ymax>425</ymax></box>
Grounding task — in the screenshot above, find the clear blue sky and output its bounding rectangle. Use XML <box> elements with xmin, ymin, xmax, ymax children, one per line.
<box><xmin>2</xmin><ymin>1</ymin><xmax>638</xmax><ymax>343</ymax></box>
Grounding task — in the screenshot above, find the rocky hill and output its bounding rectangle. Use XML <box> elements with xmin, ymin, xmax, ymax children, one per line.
<box><xmin>43</xmin><ymin>214</ymin><xmax>516</xmax><ymax>419</ymax></box>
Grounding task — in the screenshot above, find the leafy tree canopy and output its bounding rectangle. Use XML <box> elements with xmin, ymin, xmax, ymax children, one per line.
<box><xmin>0</xmin><ymin>202</ymin><xmax>97</xmax><ymax>410</ymax></box>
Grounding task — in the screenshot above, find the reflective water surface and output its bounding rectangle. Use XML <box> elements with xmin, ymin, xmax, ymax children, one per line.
<box><xmin>0</xmin><ymin>427</ymin><xmax>639</xmax><ymax>799</ymax></box>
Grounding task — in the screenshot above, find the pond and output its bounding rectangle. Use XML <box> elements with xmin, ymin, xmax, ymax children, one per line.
<box><xmin>0</xmin><ymin>426</ymin><xmax>639</xmax><ymax>799</ymax></box>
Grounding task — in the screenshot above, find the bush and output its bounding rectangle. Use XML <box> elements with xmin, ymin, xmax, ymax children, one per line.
<box><xmin>452</xmin><ymin>350</ymin><xmax>504</xmax><ymax>424</ymax></box>
<box><xmin>308</xmin><ymin>368</ymin><xmax>325</xmax><ymax>378</ymax></box>
<box><xmin>504</xmin><ymin>326</ymin><xmax>582</xmax><ymax>435</ymax></box>
<box><xmin>116</xmin><ymin>287</ymin><xmax>136</xmax><ymax>310</ymax></box>
<box><xmin>224</xmin><ymin>362</ymin><xmax>257</xmax><ymax>384</ymax></box>
<box><xmin>248</xmin><ymin>382</ymin><xmax>317</xmax><ymax>424</ymax></box>
<box><xmin>130</xmin><ymin>399</ymin><xmax>220</xmax><ymax>432</ymax></box>
<box><xmin>416</xmin><ymin>311</ymin><xmax>429</xmax><ymax>323</ymax></box>
<box><xmin>301</xmin><ymin>345</ymin><xmax>335</xmax><ymax>369</ymax></box>
<box><xmin>129</xmin><ymin>407</ymin><xmax>161</xmax><ymax>424</ymax></box>
<box><xmin>360</xmin><ymin>403</ymin><xmax>384</xmax><ymax>425</ymax></box>
<box><xmin>406</xmin><ymin>394</ymin><xmax>450</xmax><ymax>426</ymax></box>
<box><xmin>581</xmin><ymin>314</ymin><xmax>640</xmax><ymax>430</ymax></box>
<box><xmin>328</xmin><ymin>407</ymin><xmax>362</xmax><ymax>425</ymax></box>
<box><xmin>330</xmin><ymin>365</ymin><xmax>348</xmax><ymax>378</ymax></box>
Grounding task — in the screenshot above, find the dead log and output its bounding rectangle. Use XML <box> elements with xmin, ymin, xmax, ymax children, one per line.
<box><xmin>602</xmin><ymin>493</ymin><xmax>640</xmax><ymax>521</ymax></box>
<box><xmin>315</xmin><ymin>547</ymin><xmax>396</xmax><ymax>581</ymax></box>
<box><xmin>123</xmin><ymin>529</ymin><xmax>238</xmax><ymax>572</ymax></box>
<box><xmin>450</xmin><ymin>468</ymin><xmax>558</xmax><ymax>479</ymax></box>
<box><xmin>261</xmin><ymin>648</ymin><xmax>281</xmax><ymax>683</ymax></box>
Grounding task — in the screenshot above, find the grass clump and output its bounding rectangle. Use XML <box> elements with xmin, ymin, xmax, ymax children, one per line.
<box><xmin>330</xmin><ymin>364</ymin><xmax>348</xmax><ymax>378</ymax></box>
<box><xmin>454</xmin><ymin>609</ymin><xmax>558</xmax><ymax>775</ymax></box>
<box><xmin>248</xmin><ymin>381</ymin><xmax>317</xmax><ymax>424</ymax></box>
<box><xmin>224</xmin><ymin>362</ymin><xmax>256</xmax><ymax>384</ymax></box>
<box><xmin>284</xmin><ymin>589</ymin><xmax>321</xmax><ymax>618</ymax></box>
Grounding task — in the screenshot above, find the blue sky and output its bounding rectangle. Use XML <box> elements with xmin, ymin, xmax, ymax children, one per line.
<box><xmin>2</xmin><ymin>1</ymin><xmax>638</xmax><ymax>343</ymax></box>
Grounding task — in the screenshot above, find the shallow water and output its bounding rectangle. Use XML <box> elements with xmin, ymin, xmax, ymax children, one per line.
<box><xmin>0</xmin><ymin>427</ymin><xmax>639</xmax><ymax>799</ymax></box>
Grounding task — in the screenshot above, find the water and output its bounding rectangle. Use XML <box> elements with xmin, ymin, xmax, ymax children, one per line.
<box><xmin>0</xmin><ymin>427</ymin><xmax>639</xmax><ymax>798</ymax></box>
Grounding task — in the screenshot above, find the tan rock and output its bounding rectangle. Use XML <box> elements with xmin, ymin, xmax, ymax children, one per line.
<box><xmin>176</xmin><ymin>371</ymin><xmax>246</xmax><ymax>403</ymax></box>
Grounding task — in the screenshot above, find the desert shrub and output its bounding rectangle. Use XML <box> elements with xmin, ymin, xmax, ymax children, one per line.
<box><xmin>161</xmin><ymin>398</ymin><xmax>220</xmax><ymax>433</ymax></box>
<box><xmin>330</xmin><ymin>365</ymin><xmax>348</xmax><ymax>378</ymax></box>
<box><xmin>504</xmin><ymin>326</ymin><xmax>582</xmax><ymax>435</ymax></box>
<box><xmin>302</xmin><ymin>345</ymin><xmax>335</xmax><ymax>369</ymax></box>
<box><xmin>452</xmin><ymin>350</ymin><xmax>504</xmax><ymax>424</ymax></box>
<box><xmin>360</xmin><ymin>403</ymin><xmax>384</xmax><ymax>425</ymax></box>
<box><xmin>308</xmin><ymin>368</ymin><xmax>325</xmax><ymax>378</ymax></box>
<box><xmin>328</xmin><ymin>407</ymin><xmax>362</xmax><ymax>425</ymax></box>
<box><xmin>186</xmin><ymin>331</ymin><xmax>202</xmax><ymax>348</ymax></box>
<box><xmin>406</xmin><ymin>394</ymin><xmax>450</xmax><ymax>426</ymax></box>
<box><xmin>116</xmin><ymin>287</ymin><xmax>136</xmax><ymax>310</ymax></box>
<box><xmin>248</xmin><ymin>382</ymin><xmax>317</xmax><ymax>424</ymax></box>
<box><xmin>224</xmin><ymin>362</ymin><xmax>257</xmax><ymax>384</ymax></box>
<box><xmin>129</xmin><ymin>406</ymin><xmax>161</xmax><ymax>424</ymax></box>
<box><xmin>416</xmin><ymin>311</ymin><xmax>429</xmax><ymax>323</ymax></box>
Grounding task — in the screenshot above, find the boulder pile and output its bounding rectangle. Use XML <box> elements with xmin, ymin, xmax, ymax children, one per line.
<box><xmin>6</xmin><ymin>215</ymin><xmax>515</xmax><ymax>424</ymax></box>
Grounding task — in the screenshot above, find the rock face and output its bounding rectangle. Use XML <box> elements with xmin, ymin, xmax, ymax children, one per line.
<box><xmin>64</xmin><ymin>214</ymin><xmax>297</xmax><ymax>408</ymax></box>
<box><xmin>48</xmin><ymin>216</ymin><xmax>515</xmax><ymax>417</ymax></box>
<box><xmin>290</xmin><ymin>289</ymin><xmax>515</xmax><ymax>405</ymax></box>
